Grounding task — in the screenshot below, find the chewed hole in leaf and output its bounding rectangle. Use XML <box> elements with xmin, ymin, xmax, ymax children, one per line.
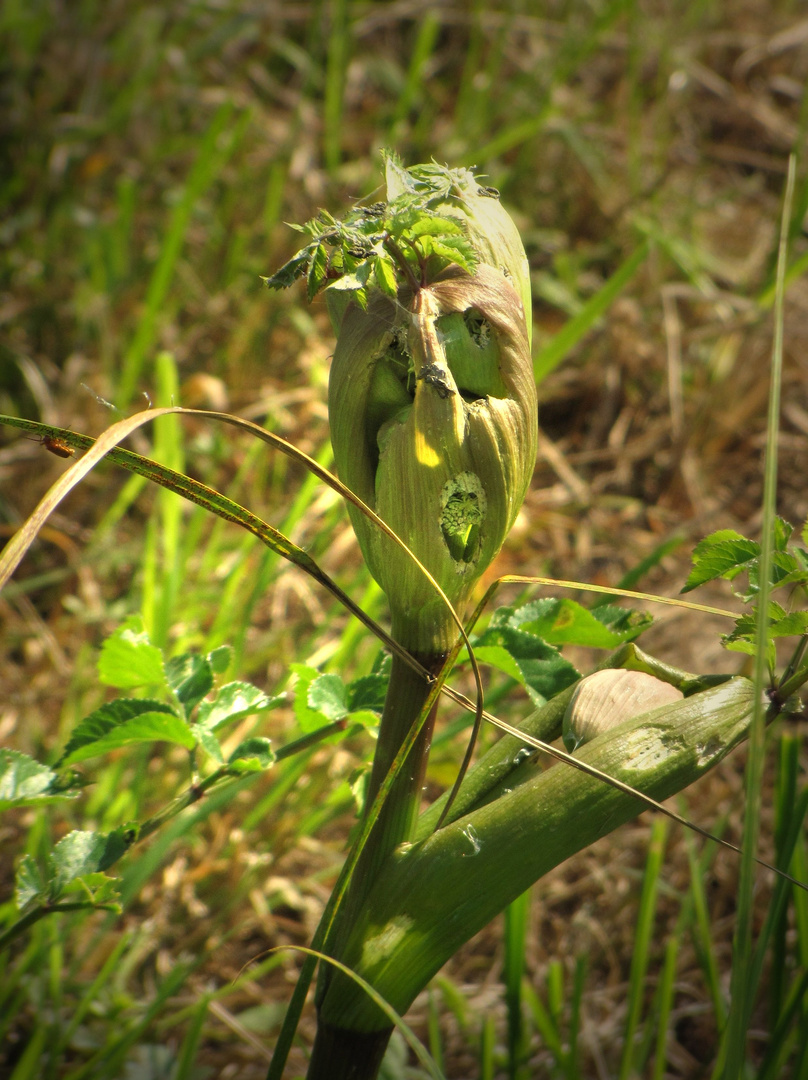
<box><xmin>440</xmin><ymin>472</ymin><xmax>486</xmax><ymax>564</ymax></box>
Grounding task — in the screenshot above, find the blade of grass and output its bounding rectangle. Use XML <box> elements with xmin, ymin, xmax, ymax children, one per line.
<box><xmin>651</xmin><ymin>935</ymin><xmax>680</xmax><ymax>1080</ymax></box>
<box><xmin>721</xmin><ymin>153</ymin><xmax>796</xmax><ymax>1080</ymax></box>
<box><xmin>685</xmin><ymin>831</ymin><xmax>727</xmax><ymax>1027</ymax></box>
<box><xmin>503</xmin><ymin>888</ymin><xmax>530</xmax><ymax>1079</ymax></box>
<box><xmin>618</xmin><ymin>815</ymin><xmax>669</xmax><ymax>1080</ymax></box>
<box><xmin>116</xmin><ymin>104</ymin><xmax>249</xmax><ymax>407</ymax></box>
<box><xmin>533</xmin><ymin>240</ymin><xmax>650</xmax><ymax>383</ymax></box>
<box><xmin>323</xmin><ymin>0</ymin><xmax>348</xmax><ymax>174</ymax></box>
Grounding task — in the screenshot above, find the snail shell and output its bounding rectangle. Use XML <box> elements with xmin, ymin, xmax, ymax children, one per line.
<box><xmin>562</xmin><ymin>669</ymin><xmax>684</xmax><ymax>752</ymax></box>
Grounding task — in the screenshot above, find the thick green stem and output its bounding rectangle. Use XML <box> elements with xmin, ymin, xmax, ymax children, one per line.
<box><xmin>308</xmin><ymin>627</ymin><xmax>449</xmax><ymax>1079</ymax></box>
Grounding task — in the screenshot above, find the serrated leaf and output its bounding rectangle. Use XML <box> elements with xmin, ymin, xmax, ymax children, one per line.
<box><xmin>227</xmin><ymin>737</ymin><xmax>275</xmax><ymax>773</ymax></box>
<box><xmin>308</xmin><ymin>673</ymin><xmax>349</xmax><ymax>722</ymax></box>
<box><xmin>58</xmin><ymin>700</ymin><xmax>194</xmax><ymax>766</ymax></box>
<box><xmin>196</xmin><ymin>681</ymin><xmax>280</xmax><ymax>731</ymax></box>
<box><xmin>307</xmin><ymin>242</ymin><xmax>329</xmax><ymax>301</ymax></box>
<box><xmin>262</xmin><ymin>249</ymin><xmax>314</xmax><ymax>290</ymax></box>
<box><xmin>15</xmin><ymin>855</ymin><xmax>48</xmax><ymax>909</ymax></box>
<box><xmin>383</xmin><ymin>148</ymin><xmax>417</xmax><ymax>199</ymax></box>
<box><xmin>98</xmin><ymin>617</ymin><xmax>167</xmax><ymax>691</ymax></box>
<box><xmin>406</xmin><ymin>214</ymin><xmax>466</xmax><ymax>240</ymax></box>
<box><xmin>0</xmin><ymin>750</ymin><xmax>56</xmax><ymax>808</ymax></box>
<box><xmin>60</xmin><ymin>872</ymin><xmax>122</xmax><ymax>910</ymax></box>
<box><xmin>346</xmin><ymin>673</ymin><xmax>388</xmax><ymax>714</ymax></box>
<box><xmin>681</xmin><ymin>532</ymin><xmax>760</xmax><ymax>593</ymax></box>
<box><xmin>373</xmin><ymin>254</ymin><xmax>398</xmax><ymax>297</ymax></box>
<box><xmin>290</xmin><ymin>665</ymin><xmax>344</xmax><ymax>732</ymax></box>
<box><xmin>50</xmin><ymin>826</ymin><xmax>138</xmax><ymax>894</ymax></box>
<box><xmin>473</xmin><ymin>623</ymin><xmax>580</xmax><ymax>704</ymax></box>
<box><xmin>774</xmin><ymin>517</ymin><xmax>794</xmax><ymax>550</ymax></box>
<box><xmin>165</xmin><ymin>654</ymin><xmax>213</xmax><ymax>715</ymax></box>
<box><xmin>511</xmin><ymin>598</ymin><xmax>644</xmax><ymax>649</ymax></box>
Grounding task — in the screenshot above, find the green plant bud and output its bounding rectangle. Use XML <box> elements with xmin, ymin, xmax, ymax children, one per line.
<box><xmin>329</xmin><ymin>263</ymin><xmax>536</xmax><ymax>651</ymax></box>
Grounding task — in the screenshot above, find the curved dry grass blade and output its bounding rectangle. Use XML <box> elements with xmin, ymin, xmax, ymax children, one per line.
<box><xmin>0</xmin><ymin>409</ymin><xmax>486</xmax><ymax>756</ymax></box>
<box><xmin>272</xmin><ymin>947</ymin><xmax>446</xmax><ymax>1080</ymax></box>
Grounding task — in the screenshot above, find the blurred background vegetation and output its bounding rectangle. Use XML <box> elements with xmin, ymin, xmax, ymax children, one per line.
<box><xmin>1</xmin><ymin>1</ymin><xmax>807</xmax><ymax>1076</ymax></box>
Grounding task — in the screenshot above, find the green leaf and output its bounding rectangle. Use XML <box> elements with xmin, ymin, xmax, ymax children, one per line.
<box><xmin>165</xmin><ymin>653</ymin><xmax>214</xmax><ymax>715</ymax></box>
<box><xmin>60</xmin><ymin>872</ymin><xmax>122</xmax><ymax>911</ymax></box>
<box><xmin>405</xmin><ymin>214</ymin><xmax>465</xmax><ymax>240</ymax></box>
<box><xmin>291</xmin><ymin>665</ymin><xmax>348</xmax><ymax>732</ymax></box>
<box><xmin>196</xmin><ymin>682</ymin><xmax>280</xmax><ymax>731</ymax></box>
<box><xmin>346</xmin><ymin>673</ymin><xmax>388</xmax><ymax>714</ymax></box>
<box><xmin>511</xmin><ymin>598</ymin><xmax>647</xmax><ymax>648</ymax></box>
<box><xmin>373</xmin><ymin>254</ymin><xmax>398</xmax><ymax>297</ymax></box>
<box><xmin>262</xmin><ymin>248</ymin><xmax>315</xmax><ymax>290</ymax></box>
<box><xmin>681</xmin><ymin>531</ymin><xmax>760</xmax><ymax>592</ymax></box>
<box><xmin>227</xmin><ymin>737</ymin><xmax>275</xmax><ymax>773</ymax></box>
<box><xmin>0</xmin><ymin>750</ymin><xmax>64</xmax><ymax>809</ymax></box>
<box><xmin>474</xmin><ymin>619</ymin><xmax>580</xmax><ymax>705</ymax></box>
<box><xmin>58</xmin><ymin>699</ymin><xmax>194</xmax><ymax>766</ymax></box>
<box><xmin>98</xmin><ymin>617</ymin><xmax>167</xmax><ymax>691</ymax></box>
<box><xmin>307</xmin><ymin>241</ymin><xmax>329</xmax><ymax>301</ymax></box>
<box><xmin>51</xmin><ymin>826</ymin><xmax>138</xmax><ymax>890</ymax></box>
<box><xmin>208</xmin><ymin>646</ymin><xmax>231</xmax><ymax>674</ymax></box>
<box><xmin>308</xmin><ymin>674</ymin><xmax>349</xmax><ymax>722</ymax></box>
<box><xmin>773</xmin><ymin>516</ymin><xmax>793</xmax><ymax>550</ymax></box>
<box><xmin>196</xmin><ymin>727</ymin><xmax>224</xmax><ymax>764</ymax></box>
<box><xmin>15</xmin><ymin>855</ymin><xmax>48</xmax><ymax>909</ymax></box>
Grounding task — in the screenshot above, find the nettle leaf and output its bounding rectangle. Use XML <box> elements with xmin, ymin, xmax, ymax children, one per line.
<box><xmin>0</xmin><ymin>750</ymin><xmax>67</xmax><ymax>809</ymax></box>
<box><xmin>406</xmin><ymin>214</ymin><xmax>466</xmax><ymax>240</ymax></box>
<box><xmin>196</xmin><ymin>681</ymin><xmax>281</xmax><ymax>732</ymax></box>
<box><xmin>774</xmin><ymin>516</ymin><xmax>794</xmax><ymax>550</ymax></box>
<box><xmin>747</xmin><ymin>551</ymin><xmax>808</xmax><ymax>599</ymax></box>
<box><xmin>725</xmin><ymin>605</ymin><xmax>808</xmax><ymax>648</ymax></box>
<box><xmin>227</xmin><ymin>737</ymin><xmax>275</xmax><ymax>773</ymax></box>
<box><xmin>15</xmin><ymin>854</ymin><xmax>47</xmax><ymax>909</ymax></box>
<box><xmin>307</xmin><ymin>241</ymin><xmax>329</xmax><ymax>301</ymax></box>
<box><xmin>426</xmin><ymin>236</ymin><xmax>478</xmax><ymax>275</ymax></box>
<box><xmin>511</xmin><ymin>598</ymin><xmax>650</xmax><ymax>649</ymax></box>
<box><xmin>262</xmin><ymin>248</ymin><xmax>315</xmax><ymax>290</ymax></box>
<box><xmin>291</xmin><ymin>665</ymin><xmax>335</xmax><ymax>733</ymax></box>
<box><xmin>373</xmin><ymin>254</ymin><xmax>398</xmax><ymax>297</ymax></box>
<box><xmin>98</xmin><ymin>617</ymin><xmax>167</xmax><ymax>691</ymax></box>
<box><xmin>60</xmin><ymin>873</ymin><xmax>122</xmax><ymax>911</ymax></box>
<box><xmin>58</xmin><ymin>699</ymin><xmax>194</xmax><ymax>766</ymax></box>
<box><xmin>346</xmin><ymin>673</ymin><xmax>388</xmax><ymax>715</ymax></box>
<box><xmin>165</xmin><ymin>653</ymin><xmax>214</xmax><ymax>716</ymax></box>
<box><xmin>472</xmin><ymin>621</ymin><xmax>580</xmax><ymax>705</ymax></box>
<box><xmin>308</xmin><ymin>674</ymin><xmax>349</xmax><ymax>722</ymax></box>
<box><xmin>51</xmin><ymin>825</ymin><xmax>137</xmax><ymax>890</ymax></box>
<box><xmin>681</xmin><ymin>531</ymin><xmax>760</xmax><ymax>593</ymax></box>
<box><xmin>591</xmin><ymin>604</ymin><xmax>654</xmax><ymax>640</ymax></box>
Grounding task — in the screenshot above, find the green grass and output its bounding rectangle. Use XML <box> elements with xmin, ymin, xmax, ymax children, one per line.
<box><xmin>2</xmin><ymin>1</ymin><xmax>808</xmax><ymax>1077</ymax></box>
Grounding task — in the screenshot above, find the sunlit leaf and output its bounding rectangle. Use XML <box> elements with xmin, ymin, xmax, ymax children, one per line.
<box><xmin>58</xmin><ymin>700</ymin><xmax>194</xmax><ymax>766</ymax></box>
<box><xmin>97</xmin><ymin>616</ymin><xmax>167</xmax><ymax>690</ymax></box>
<box><xmin>196</xmin><ymin>681</ymin><xmax>281</xmax><ymax>731</ymax></box>
<box><xmin>15</xmin><ymin>855</ymin><xmax>47</xmax><ymax>909</ymax></box>
<box><xmin>227</xmin><ymin>737</ymin><xmax>275</xmax><ymax>773</ymax></box>
<box><xmin>165</xmin><ymin>653</ymin><xmax>213</xmax><ymax>715</ymax></box>
<box><xmin>681</xmin><ymin>531</ymin><xmax>760</xmax><ymax>592</ymax></box>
